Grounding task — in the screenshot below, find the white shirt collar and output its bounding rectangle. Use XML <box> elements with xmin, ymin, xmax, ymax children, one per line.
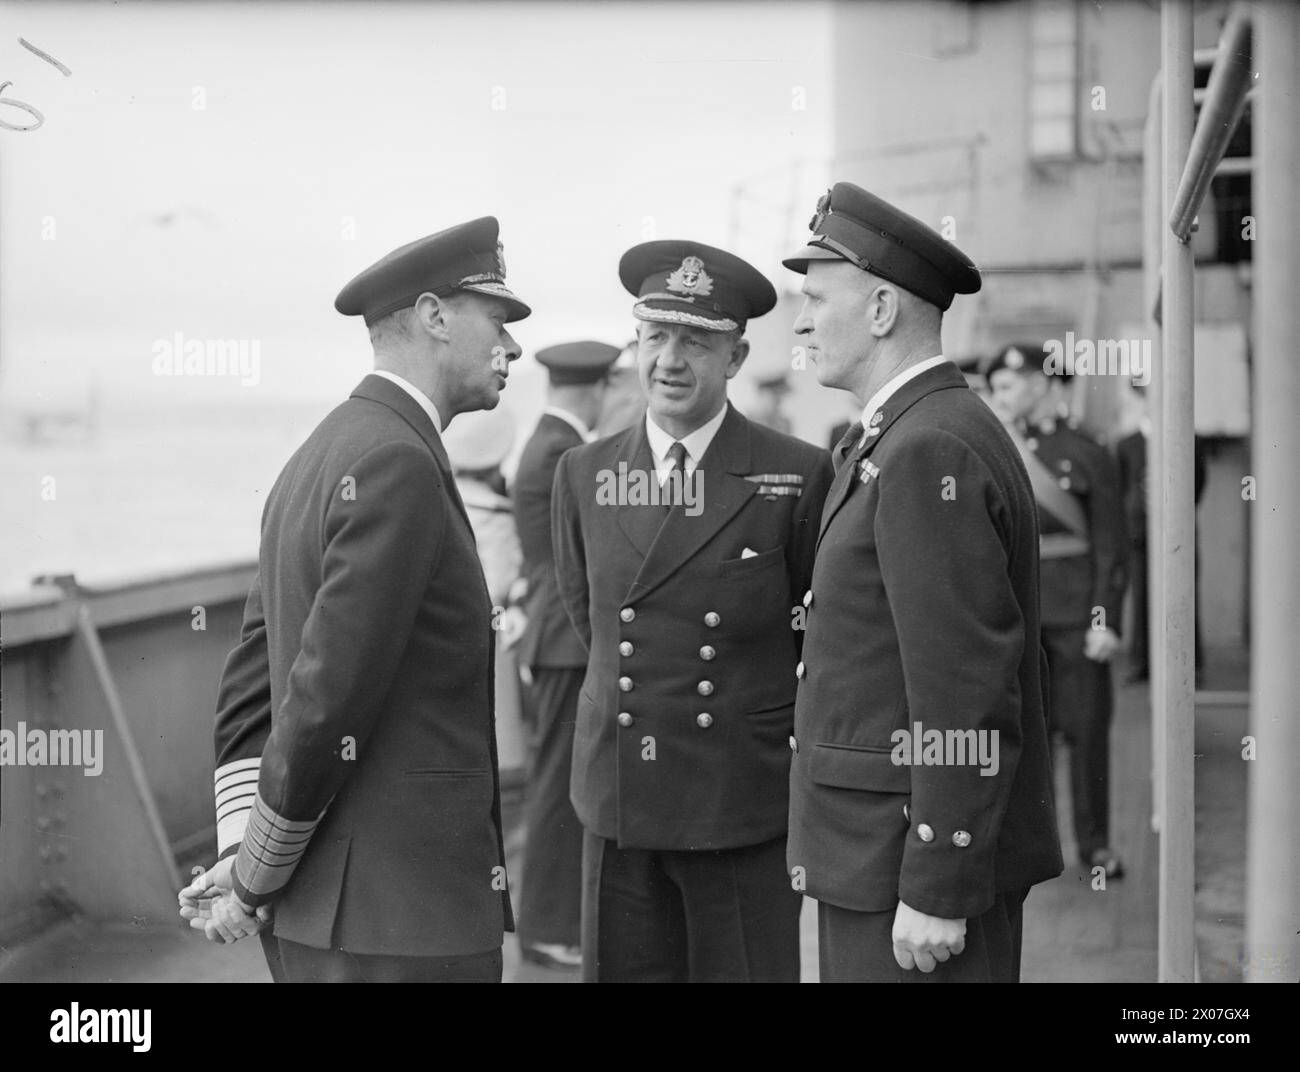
<box><xmin>645</xmin><ymin>404</ymin><xmax>728</xmax><ymax>479</ymax></box>
<box><xmin>858</xmin><ymin>355</ymin><xmax>949</xmax><ymax>444</ymax></box>
<box><xmin>372</xmin><ymin>370</ymin><xmax>443</xmax><ymax>435</ymax></box>
<box><xmin>544</xmin><ymin>405</ymin><xmax>595</xmax><ymax>443</ymax></box>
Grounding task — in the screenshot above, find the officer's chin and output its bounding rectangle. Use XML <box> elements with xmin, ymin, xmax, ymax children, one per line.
<box><xmin>813</xmin><ymin>361</ymin><xmax>842</xmax><ymax>389</ymax></box>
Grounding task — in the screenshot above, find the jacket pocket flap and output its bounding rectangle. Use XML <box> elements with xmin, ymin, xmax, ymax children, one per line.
<box><xmin>809</xmin><ymin>744</ymin><xmax>911</xmax><ymax>793</ymax></box>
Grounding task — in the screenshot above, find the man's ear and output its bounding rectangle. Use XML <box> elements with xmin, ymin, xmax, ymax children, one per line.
<box><xmin>724</xmin><ymin>336</ymin><xmax>751</xmax><ymax>378</ymax></box>
<box><xmin>413</xmin><ymin>291</ymin><xmax>453</xmax><ymax>343</ymax></box>
<box><xmin>867</xmin><ymin>284</ymin><xmax>901</xmax><ymax>338</ymax></box>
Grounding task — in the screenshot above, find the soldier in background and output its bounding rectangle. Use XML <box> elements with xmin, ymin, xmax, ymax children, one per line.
<box><xmin>987</xmin><ymin>343</ymin><xmax>1129</xmax><ymax>880</ymax></box>
<box><xmin>509</xmin><ymin>342</ymin><xmax>618</xmax><ymax>970</ymax></box>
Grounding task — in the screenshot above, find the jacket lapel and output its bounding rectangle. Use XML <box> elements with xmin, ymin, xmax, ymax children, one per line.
<box><xmin>816</xmin><ymin>362</ymin><xmax>969</xmax><ymax>548</ymax></box>
<box><xmin>625</xmin><ymin>404</ymin><xmax>754</xmax><ymax>606</ymax></box>
<box><xmin>614</xmin><ymin>421</ymin><xmax>665</xmax><ymax>558</ymax></box>
<box><xmin>350</xmin><ymin>374</ymin><xmax>474</xmax><ymax>532</ymax></box>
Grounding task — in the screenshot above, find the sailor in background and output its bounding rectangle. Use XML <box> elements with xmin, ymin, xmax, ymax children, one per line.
<box><xmin>509</xmin><ymin>341</ymin><xmax>619</xmax><ymax>970</ymax></box>
<box><xmin>181</xmin><ymin>217</ymin><xmax>526</xmax><ymax>982</ymax></box>
<box><xmin>444</xmin><ymin>404</ymin><xmax>522</xmax><ymax>607</ymax></box>
<box><xmin>986</xmin><ymin>343</ymin><xmax>1129</xmax><ymax>880</ymax></box>
<box><xmin>552</xmin><ymin>240</ymin><xmax>834</xmax><ymax>982</ymax></box>
<box><xmin>784</xmin><ymin>182</ymin><xmax>1062</xmax><ymax>982</ymax></box>
<box><xmin>444</xmin><ymin>405</ymin><xmax>527</xmax><ymax>796</ymax></box>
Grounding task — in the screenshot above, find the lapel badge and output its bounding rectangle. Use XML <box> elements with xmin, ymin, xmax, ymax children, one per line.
<box><xmin>869</xmin><ymin>410</ymin><xmax>883</xmax><ymax>427</ymax></box>
<box><xmin>665</xmin><ymin>255</ymin><xmax>714</xmax><ymax>298</ymax></box>
<box><xmin>859</xmin><ymin>459</ymin><xmax>880</xmax><ymax>484</ymax></box>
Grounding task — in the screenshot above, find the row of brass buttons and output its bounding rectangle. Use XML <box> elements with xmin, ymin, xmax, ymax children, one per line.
<box><xmin>619</xmin><ymin>607</ymin><xmax>723</xmax><ymax>629</ymax></box>
<box><xmin>620</xmin><ymin>640</ymin><xmax>715</xmax><ymax>661</ymax></box>
<box><xmin>617</xmin><ymin>711</ymin><xmax>713</xmax><ymax>729</ymax></box>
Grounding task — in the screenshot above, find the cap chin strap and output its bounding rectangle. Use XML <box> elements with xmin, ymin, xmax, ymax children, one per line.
<box><xmin>809</xmin><ymin>234</ymin><xmax>874</xmax><ymax>274</ymax></box>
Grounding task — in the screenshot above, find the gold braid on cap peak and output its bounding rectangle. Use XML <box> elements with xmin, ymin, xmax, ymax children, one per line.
<box><xmin>633</xmin><ymin>304</ymin><xmax>739</xmax><ymax>333</ymax></box>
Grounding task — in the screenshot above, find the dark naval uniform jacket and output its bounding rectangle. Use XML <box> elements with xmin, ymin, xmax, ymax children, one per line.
<box><xmin>212</xmin><ymin>373</ymin><xmax>513</xmax><ymax>957</ymax></box>
<box><xmin>1024</xmin><ymin>416</ymin><xmax>1128</xmax><ymax>633</ymax></box>
<box><xmin>788</xmin><ymin>363</ymin><xmax>1063</xmax><ymax>921</ymax></box>
<box><xmin>552</xmin><ymin>403</ymin><xmax>834</xmax><ymax>851</ymax></box>
<box><xmin>513</xmin><ymin>411</ymin><xmax>588</xmax><ymax>670</ymax></box>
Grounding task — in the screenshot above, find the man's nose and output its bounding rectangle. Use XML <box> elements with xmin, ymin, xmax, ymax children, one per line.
<box><xmin>792</xmin><ymin>305</ymin><xmax>812</xmax><ymax>335</ymax></box>
<box><xmin>657</xmin><ymin>339</ymin><xmax>686</xmax><ymax>367</ymax></box>
<box><xmin>501</xmin><ymin>333</ymin><xmax>522</xmax><ymax>362</ymax></box>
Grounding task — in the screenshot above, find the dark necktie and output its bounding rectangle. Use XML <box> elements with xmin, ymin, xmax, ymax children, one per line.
<box><xmin>833</xmin><ymin>421</ymin><xmax>864</xmax><ymax>472</ymax></box>
<box><xmin>660</xmin><ymin>441</ymin><xmax>688</xmax><ymax>517</ymax></box>
<box><xmin>663</xmin><ymin>441</ymin><xmax>687</xmax><ymax>480</ymax></box>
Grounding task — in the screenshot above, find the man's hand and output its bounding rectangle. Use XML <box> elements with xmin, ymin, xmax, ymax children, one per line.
<box><xmin>1083</xmin><ymin>626</ymin><xmax>1121</xmax><ymax>663</ymax></box>
<box><xmin>179</xmin><ymin>857</ymin><xmax>271</xmax><ymax>944</ymax></box>
<box><xmin>497</xmin><ymin>606</ymin><xmax>527</xmax><ymax>651</ymax></box>
<box><xmin>892</xmin><ymin>900</ymin><xmax>966</xmax><ymax>973</ymax></box>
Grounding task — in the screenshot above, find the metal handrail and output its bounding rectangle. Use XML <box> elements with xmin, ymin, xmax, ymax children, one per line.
<box><xmin>1169</xmin><ymin>5</ymin><xmax>1254</xmax><ymax>242</ymax></box>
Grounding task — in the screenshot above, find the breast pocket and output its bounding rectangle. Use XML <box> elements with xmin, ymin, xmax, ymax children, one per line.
<box><xmin>718</xmin><ymin>544</ymin><xmax>786</xmax><ymax>577</ymax></box>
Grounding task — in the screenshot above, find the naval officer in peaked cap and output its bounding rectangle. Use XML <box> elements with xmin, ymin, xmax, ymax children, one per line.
<box><xmin>510</xmin><ymin>339</ymin><xmax>620</xmax><ymax>970</ymax></box>
<box><xmin>182</xmin><ymin>216</ymin><xmax>528</xmax><ymax>982</ymax></box>
<box><xmin>783</xmin><ymin>183</ymin><xmax>1063</xmax><ymax>982</ymax></box>
<box><xmin>551</xmin><ymin>239</ymin><xmax>834</xmax><ymax>982</ymax></box>
<box><xmin>985</xmin><ymin>342</ymin><xmax>1129</xmax><ymax>881</ymax></box>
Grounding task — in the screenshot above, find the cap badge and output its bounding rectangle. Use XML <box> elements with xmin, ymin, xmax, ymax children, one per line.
<box><xmin>1005</xmin><ymin>348</ymin><xmax>1024</xmax><ymax>370</ymax></box>
<box><xmin>809</xmin><ymin>189</ymin><xmax>832</xmax><ymax>231</ymax></box>
<box><xmin>665</xmin><ymin>255</ymin><xmax>714</xmax><ymax>298</ymax></box>
<box><xmin>495</xmin><ymin>241</ymin><xmax>507</xmax><ymax>278</ymax></box>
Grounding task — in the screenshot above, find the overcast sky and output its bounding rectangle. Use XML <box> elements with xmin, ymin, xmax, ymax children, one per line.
<box><xmin>0</xmin><ymin>0</ymin><xmax>832</xmax><ymax>410</ymax></box>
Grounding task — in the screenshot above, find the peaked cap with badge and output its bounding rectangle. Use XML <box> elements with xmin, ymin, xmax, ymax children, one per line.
<box><xmin>782</xmin><ymin>181</ymin><xmax>981</xmax><ymax>311</ymax></box>
<box><xmin>335</xmin><ymin>215</ymin><xmax>531</xmax><ymax>326</ymax></box>
<box><xmin>983</xmin><ymin>341</ymin><xmax>1072</xmax><ymax>382</ymax></box>
<box><xmin>782</xmin><ymin>182</ymin><xmax>1061</xmax><ymax>982</ymax></box>
<box><xmin>535</xmin><ymin>341</ymin><xmax>621</xmax><ymax>386</ymax></box>
<box><xmin>619</xmin><ymin>240</ymin><xmax>777</xmax><ymax>333</ymax></box>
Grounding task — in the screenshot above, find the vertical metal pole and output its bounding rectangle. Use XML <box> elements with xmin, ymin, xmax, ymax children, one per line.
<box><xmin>1245</xmin><ymin>0</ymin><xmax>1300</xmax><ymax>985</ymax></box>
<box><xmin>1159</xmin><ymin>0</ymin><xmax>1196</xmax><ymax>983</ymax></box>
<box><xmin>1142</xmin><ymin>75</ymin><xmax>1165</xmax><ymax>834</ymax></box>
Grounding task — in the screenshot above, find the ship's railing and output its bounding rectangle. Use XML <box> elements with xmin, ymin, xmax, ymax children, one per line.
<box><xmin>1</xmin><ymin>562</ymin><xmax>257</xmax><ymax>941</ymax></box>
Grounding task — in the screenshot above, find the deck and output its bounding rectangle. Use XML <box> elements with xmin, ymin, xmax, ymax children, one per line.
<box><xmin>0</xmin><ymin>651</ymin><xmax>1247</xmax><ymax>984</ymax></box>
